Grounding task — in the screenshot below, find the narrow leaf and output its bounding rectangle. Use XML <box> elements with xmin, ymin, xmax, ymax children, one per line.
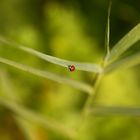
<box><xmin>0</xmin><ymin>57</ymin><xmax>92</xmax><ymax>94</ymax></box>
<box><xmin>104</xmin><ymin>0</ymin><xmax>112</xmax><ymax>60</ymax></box>
<box><xmin>107</xmin><ymin>23</ymin><xmax>140</xmax><ymax>62</ymax></box>
<box><xmin>89</xmin><ymin>106</ymin><xmax>140</xmax><ymax>116</ymax></box>
<box><xmin>105</xmin><ymin>52</ymin><xmax>140</xmax><ymax>73</ymax></box>
<box><xmin>0</xmin><ymin>37</ymin><xmax>102</xmax><ymax>73</ymax></box>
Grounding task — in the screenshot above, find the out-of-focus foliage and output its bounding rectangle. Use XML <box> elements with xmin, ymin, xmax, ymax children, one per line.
<box><xmin>0</xmin><ymin>0</ymin><xmax>140</xmax><ymax>140</ymax></box>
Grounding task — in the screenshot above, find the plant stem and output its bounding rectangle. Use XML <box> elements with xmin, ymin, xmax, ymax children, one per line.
<box><xmin>82</xmin><ymin>73</ymin><xmax>103</xmax><ymax>115</ymax></box>
<box><xmin>74</xmin><ymin>70</ymin><xmax>104</xmax><ymax>139</ymax></box>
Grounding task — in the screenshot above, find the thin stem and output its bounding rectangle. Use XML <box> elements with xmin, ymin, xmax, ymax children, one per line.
<box><xmin>82</xmin><ymin>73</ymin><xmax>103</xmax><ymax>115</ymax></box>
<box><xmin>76</xmin><ymin>1</ymin><xmax>112</xmax><ymax>137</ymax></box>
<box><xmin>75</xmin><ymin>72</ymin><xmax>104</xmax><ymax>139</ymax></box>
<box><xmin>80</xmin><ymin>0</ymin><xmax>112</xmax><ymax>119</ymax></box>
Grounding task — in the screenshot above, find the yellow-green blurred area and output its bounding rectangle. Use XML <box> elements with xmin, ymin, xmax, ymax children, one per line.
<box><xmin>0</xmin><ymin>0</ymin><xmax>140</xmax><ymax>140</ymax></box>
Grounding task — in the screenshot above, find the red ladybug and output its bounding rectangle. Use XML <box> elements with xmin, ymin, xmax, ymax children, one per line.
<box><xmin>68</xmin><ymin>65</ymin><xmax>75</xmax><ymax>72</ymax></box>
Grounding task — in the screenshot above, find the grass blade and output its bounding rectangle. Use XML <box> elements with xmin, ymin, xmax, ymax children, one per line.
<box><xmin>105</xmin><ymin>52</ymin><xmax>140</xmax><ymax>73</ymax></box>
<box><xmin>104</xmin><ymin>1</ymin><xmax>112</xmax><ymax>61</ymax></box>
<box><xmin>0</xmin><ymin>98</ymin><xmax>76</xmax><ymax>139</ymax></box>
<box><xmin>0</xmin><ymin>57</ymin><xmax>93</xmax><ymax>94</ymax></box>
<box><xmin>0</xmin><ymin>37</ymin><xmax>102</xmax><ymax>73</ymax></box>
<box><xmin>107</xmin><ymin>23</ymin><xmax>140</xmax><ymax>62</ymax></box>
<box><xmin>88</xmin><ymin>106</ymin><xmax>140</xmax><ymax>116</ymax></box>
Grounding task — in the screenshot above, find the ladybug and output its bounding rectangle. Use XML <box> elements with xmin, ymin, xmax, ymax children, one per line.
<box><xmin>68</xmin><ymin>65</ymin><xmax>75</xmax><ymax>72</ymax></box>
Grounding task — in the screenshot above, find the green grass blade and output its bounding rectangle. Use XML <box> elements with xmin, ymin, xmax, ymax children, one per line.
<box><xmin>105</xmin><ymin>52</ymin><xmax>140</xmax><ymax>73</ymax></box>
<box><xmin>88</xmin><ymin>106</ymin><xmax>140</xmax><ymax>116</ymax></box>
<box><xmin>104</xmin><ymin>1</ymin><xmax>112</xmax><ymax>61</ymax></box>
<box><xmin>0</xmin><ymin>98</ymin><xmax>76</xmax><ymax>139</ymax></box>
<box><xmin>107</xmin><ymin>23</ymin><xmax>140</xmax><ymax>62</ymax></box>
<box><xmin>0</xmin><ymin>57</ymin><xmax>92</xmax><ymax>94</ymax></box>
<box><xmin>0</xmin><ymin>37</ymin><xmax>102</xmax><ymax>73</ymax></box>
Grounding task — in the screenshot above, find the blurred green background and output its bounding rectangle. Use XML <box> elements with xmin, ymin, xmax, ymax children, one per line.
<box><xmin>0</xmin><ymin>0</ymin><xmax>140</xmax><ymax>140</ymax></box>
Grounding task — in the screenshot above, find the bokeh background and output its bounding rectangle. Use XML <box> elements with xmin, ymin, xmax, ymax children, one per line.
<box><xmin>0</xmin><ymin>0</ymin><xmax>140</xmax><ymax>140</ymax></box>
